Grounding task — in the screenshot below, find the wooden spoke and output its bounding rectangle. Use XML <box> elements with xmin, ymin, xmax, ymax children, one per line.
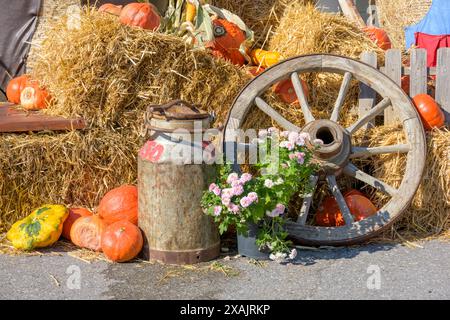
<box><xmin>346</xmin><ymin>97</ymin><xmax>391</xmax><ymax>134</ymax></box>
<box><xmin>297</xmin><ymin>175</ymin><xmax>319</xmax><ymax>225</ymax></box>
<box><xmin>254</xmin><ymin>97</ymin><xmax>300</xmax><ymax>131</ymax></box>
<box><xmin>343</xmin><ymin>163</ymin><xmax>397</xmax><ymax>196</ymax></box>
<box><xmin>330</xmin><ymin>72</ymin><xmax>353</xmax><ymax>122</ymax></box>
<box><xmin>350</xmin><ymin>144</ymin><xmax>411</xmax><ymax>159</ymax></box>
<box><xmin>326</xmin><ymin>175</ymin><xmax>354</xmax><ymax>225</ymax></box>
<box><xmin>291</xmin><ymin>72</ymin><xmax>315</xmax><ymax>123</ymax></box>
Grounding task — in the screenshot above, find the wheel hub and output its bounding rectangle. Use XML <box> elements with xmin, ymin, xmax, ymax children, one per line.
<box><xmin>302</xmin><ymin>119</ymin><xmax>351</xmax><ymax>174</ymax></box>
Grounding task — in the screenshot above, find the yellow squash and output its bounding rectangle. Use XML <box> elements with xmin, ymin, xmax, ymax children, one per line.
<box><xmin>7</xmin><ymin>205</ymin><xmax>69</xmax><ymax>250</ymax></box>
<box><xmin>250</xmin><ymin>49</ymin><xmax>283</xmax><ymax>68</ymax></box>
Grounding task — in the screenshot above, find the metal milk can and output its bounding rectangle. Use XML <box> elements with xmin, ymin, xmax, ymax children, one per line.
<box><xmin>138</xmin><ymin>100</ymin><xmax>220</xmax><ymax>265</ymax></box>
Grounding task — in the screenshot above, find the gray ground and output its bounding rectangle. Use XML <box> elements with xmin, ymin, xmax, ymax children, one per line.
<box><xmin>0</xmin><ymin>240</ymin><xmax>449</xmax><ymax>300</ymax></box>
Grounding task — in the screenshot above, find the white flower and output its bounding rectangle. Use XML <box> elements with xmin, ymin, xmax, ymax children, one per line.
<box><xmin>269</xmin><ymin>252</ymin><xmax>288</xmax><ymax>263</ymax></box>
<box><xmin>275</xmin><ymin>178</ymin><xmax>284</xmax><ymax>185</ymax></box>
<box><xmin>289</xmin><ymin>248</ymin><xmax>297</xmax><ymax>260</ymax></box>
<box><xmin>264</xmin><ymin>179</ymin><xmax>275</xmax><ymax>188</ymax></box>
<box><xmin>281</xmin><ymin>131</ymin><xmax>290</xmax><ymax>138</ymax></box>
<box><xmin>288</xmin><ymin>132</ymin><xmax>300</xmax><ymax>145</ymax></box>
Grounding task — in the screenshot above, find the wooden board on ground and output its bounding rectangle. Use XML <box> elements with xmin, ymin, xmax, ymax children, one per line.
<box><xmin>0</xmin><ymin>103</ymin><xmax>86</xmax><ymax>133</ymax></box>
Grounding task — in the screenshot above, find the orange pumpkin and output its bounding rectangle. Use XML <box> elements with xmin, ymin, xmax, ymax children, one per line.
<box><xmin>363</xmin><ymin>26</ymin><xmax>391</xmax><ymax>51</ymax></box>
<box><xmin>206</xmin><ymin>19</ymin><xmax>246</xmax><ymax>66</ymax></box>
<box><xmin>20</xmin><ymin>82</ymin><xmax>51</xmax><ymax>111</ymax></box>
<box><xmin>119</xmin><ymin>3</ymin><xmax>161</xmax><ymax>31</ymax></box>
<box><xmin>98</xmin><ymin>185</ymin><xmax>138</xmax><ymax>225</ymax></box>
<box><xmin>273</xmin><ymin>78</ymin><xmax>309</xmax><ymax>105</ymax></box>
<box><xmin>6</xmin><ymin>75</ymin><xmax>31</xmax><ymax>104</ymax></box>
<box><xmin>315</xmin><ymin>193</ymin><xmax>377</xmax><ymax>227</ymax></box>
<box><xmin>101</xmin><ymin>220</ymin><xmax>143</xmax><ymax>262</ymax></box>
<box><xmin>99</xmin><ymin>3</ymin><xmax>123</xmax><ymax>16</ymax></box>
<box><xmin>412</xmin><ymin>94</ymin><xmax>445</xmax><ymax>130</ymax></box>
<box><xmin>62</xmin><ymin>208</ymin><xmax>93</xmax><ymax>241</ymax></box>
<box><xmin>70</xmin><ymin>215</ymin><xmax>107</xmax><ymax>251</ymax></box>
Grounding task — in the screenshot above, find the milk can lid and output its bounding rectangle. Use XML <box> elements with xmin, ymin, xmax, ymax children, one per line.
<box><xmin>148</xmin><ymin>100</ymin><xmax>210</xmax><ymax>121</ymax></box>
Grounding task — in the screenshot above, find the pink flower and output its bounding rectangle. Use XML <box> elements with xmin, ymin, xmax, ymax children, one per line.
<box><xmin>248</xmin><ymin>192</ymin><xmax>258</xmax><ymax>203</ymax></box>
<box><xmin>213</xmin><ymin>206</ymin><xmax>222</xmax><ymax>216</ymax></box>
<box><xmin>290</xmin><ymin>152</ymin><xmax>305</xmax><ymax>164</ymax></box>
<box><xmin>280</xmin><ymin>141</ymin><xmax>294</xmax><ymax>151</ymax></box>
<box><xmin>226</xmin><ymin>173</ymin><xmax>239</xmax><ymax>184</ymax></box>
<box><xmin>221</xmin><ymin>194</ymin><xmax>231</xmax><ymax>206</ymax></box>
<box><xmin>231</xmin><ymin>179</ymin><xmax>243</xmax><ymax>188</ymax></box>
<box><xmin>222</xmin><ymin>188</ymin><xmax>233</xmax><ymax>198</ymax></box>
<box><xmin>264</xmin><ymin>179</ymin><xmax>275</xmax><ymax>188</ymax></box>
<box><xmin>281</xmin><ymin>162</ymin><xmax>289</xmax><ymax>169</ymax></box>
<box><xmin>212</xmin><ymin>187</ymin><xmax>221</xmax><ymax>196</ymax></box>
<box><xmin>209</xmin><ymin>183</ymin><xmax>218</xmax><ymax>192</ymax></box>
<box><xmin>240</xmin><ymin>196</ymin><xmax>252</xmax><ymax>208</ymax></box>
<box><xmin>239</xmin><ymin>173</ymin><xmax>252</xmax><ymax>184</ymax></box>
<box><xmin>232</xmin><ymin>184</ymin><xmax>244</xmax><ymax>196</ymax></box>
<box><xmin>288</xmin><ymin>132</ymin><xmax>300</xmax><ymax>145</ymax></box>
<box><xmin>229</xmin><ymin>204</ymin><xmax>240</xmax><ymax>214</ymax></box>
<box><xmin>296</xmin><ymin>152</ymin><xmax>305</xmax><ymax>164</ymax></box>
<box><xmin>267</xmin><ymin>203</ymin><xmax>286</xmax><ymax>217</ymax></box>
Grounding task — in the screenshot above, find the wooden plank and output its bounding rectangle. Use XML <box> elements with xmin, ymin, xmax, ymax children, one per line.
<box><xmin>383</xmin><ymin>49</ymin><xmax>402</xmax><ymax>125</ymax></box>
<box><xmin>338</xmin><ymin>0</ymin><xmax>366</xmax><ymax>28</ymax></box>
<box><xmin>380</xmin><ymin>66</ymin><xmax>436</xmax><ymax>77</ymax></box>
<box><xmin>358</xmin><ymin>52</ymin><xmax>377</xmax><ymax>129</ymax></box>
<box><xmin>410</xmin><ymin>49</ymin><xmax>428</xmax><ymax>97</ymax></box>
<box><xmin>435</xmin><ymin>48</ymin><xmax>450</xmax><ymax>123</ymax></box>
<box><xmin>0</xmin><ymin>104</ymin><xmax>86</xmax><ymax>133</ymax></box>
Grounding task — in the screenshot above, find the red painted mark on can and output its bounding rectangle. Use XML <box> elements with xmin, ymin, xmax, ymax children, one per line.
<box><xmin>139</xmin><ymin>141</ymin><xmax>164</xmax><ymax>163</ymax></box>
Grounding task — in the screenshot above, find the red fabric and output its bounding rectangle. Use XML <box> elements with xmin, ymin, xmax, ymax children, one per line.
<box><xmin>415</xmin><ymin>32</ymin><xmax>450</xmax><ymax>67</ymax></box>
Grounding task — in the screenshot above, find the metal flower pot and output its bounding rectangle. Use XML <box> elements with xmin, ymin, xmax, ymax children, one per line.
<box><xmin>237</xmin><ymin>222</ymin><xmax>270</xmax><ymax>260</ymax></box>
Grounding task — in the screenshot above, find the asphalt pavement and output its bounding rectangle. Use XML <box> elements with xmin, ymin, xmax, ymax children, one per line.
<box><xmin>0</xmin><ymin>240</ymin><xmax>449</xmax><ymax>300</ymax></box>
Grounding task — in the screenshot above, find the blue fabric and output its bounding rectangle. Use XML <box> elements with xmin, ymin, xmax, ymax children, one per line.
<box><xmin>405</xmin><ymin>0</ymin><xmax>450</xmax><ymax>48</ymax></box>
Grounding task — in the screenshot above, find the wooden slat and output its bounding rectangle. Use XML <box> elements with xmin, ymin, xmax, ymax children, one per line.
<box><xmin>383</xmin><ymin>49</ymin><xmax>402</xmax><ymax>125</ymax></box>
<box><xmin>410</xmin><ymin>49</ymin><xmax>428</xmax><ymax>97</ymax></box>
<box><xmin>436</xmin><ymin>48</ymin><xmax>450</xmax><ymax>123</ymax></box>
<box><xmin>0</xmin><ymin>104</ymin><xmax>86</xmax><ymax>133</ymax></box>
<box><xmin>338</xmin><ymin>0</ymin><xmax>366</xmax><ymax>28</ymax></box>
<box><xmin>358</xmin><ymin>52</ymin><xmax>377</xmax><ymax>129</ymax></box>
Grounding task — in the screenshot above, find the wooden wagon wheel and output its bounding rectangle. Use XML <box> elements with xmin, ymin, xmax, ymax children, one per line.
<box><xmin>223</xmin><ymin>54</ymin><xmax>426</xmax><ymax>246</ymax></box>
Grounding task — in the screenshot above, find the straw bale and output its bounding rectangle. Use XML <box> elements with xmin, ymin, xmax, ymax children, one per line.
<box><xmin>376</xmin><ymin>0</ymin><xmax>432</xmax><ymax>49</ymax></box>
<box><xmin>369</xmin><ymin>126</ymin><xmax>450</xmax><ymax>239</ymax></box>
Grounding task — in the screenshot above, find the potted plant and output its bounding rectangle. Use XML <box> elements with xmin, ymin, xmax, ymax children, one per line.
<box><xmin>201</xmin><ymin>128</ymin><xmax>319</xmax><ymax>262</ymax></box>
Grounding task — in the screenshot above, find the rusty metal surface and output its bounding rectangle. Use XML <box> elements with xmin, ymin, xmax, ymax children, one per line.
<box><xmin>138</xmin><ymin>159</ymin><xmax>219</xmax><ymax>264</ymax></box>
<box><xmin>146</xmin><ymin>243</ymin><xmax>220</xmax><ymax>265</ymax></box>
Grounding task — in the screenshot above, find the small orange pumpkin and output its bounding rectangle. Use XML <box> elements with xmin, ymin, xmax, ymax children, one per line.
<box><xmin>206</xmin><ymin>19</ymin><xmax>246</xmax><ymax>66</ymax></box>
<box><xmin>98</xmin><ymin>185</ymin><xmax>138</xmax><ymax>225</ymax></box>
<box><xmin>101</xmin><ymin>220</ymin><xmax>143</xmax><ymax>262</ymax></box>
<box><xmin>98</xmin><ymin>3</ymin><xmax>123</xmax><ymax>16</ymax></box>
<box><xmin>62</xmin><ymin>208</ymin><xmax>93</xmax><ymax>241</ymax></box>
<box><xmin>273</xmin><ymin>78</ymin><xmax>309</xmax><ymax>105</ymax></box>
<box><xmin>315</xmin><ymin>192</ymin><xmax>377</xmax><ymax>227</ymax></box>
<box><xmin>363</xmin><ymin>26</ymin><xmax>392</xmax><ymax>51</ymax></box>
<box><xmin>412</xmin><ymin>94</ymin><xmax>445</xmax><ymax>131</ymax></box>
<box><xmin>6</xmin><ymin>75</ymin><xmax>31</xmax><ymax>104</ymax></box>
<box><xmin>119</xmin><ymin>3</ymin><xmax>161</xmax><ymax>31</ymax></box>
<box><xmin>20</xmin><ymin>82</ymin><xmax>51</xmax><ymax>111</ymax></box>
<box><xmin>70</xmin><ymin>215</ymin><xmax>107</xmax><ymax>251</ymax></box>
